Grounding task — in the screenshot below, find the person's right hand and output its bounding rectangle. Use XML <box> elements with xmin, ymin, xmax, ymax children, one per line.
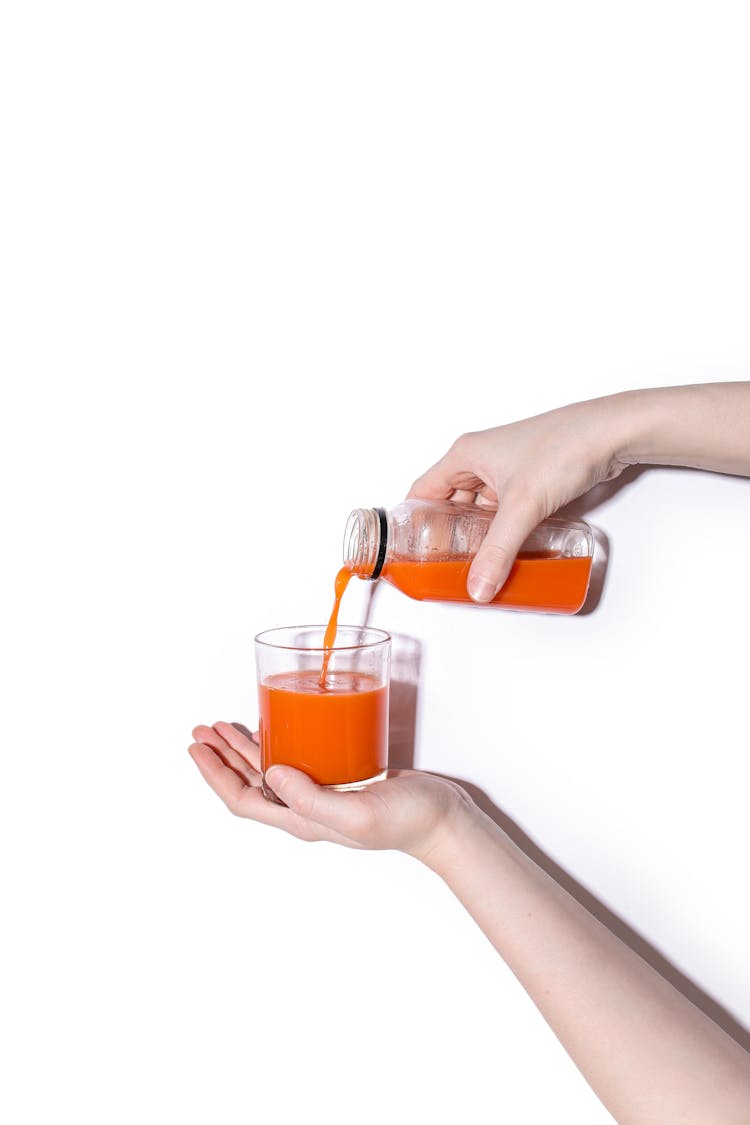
<box><xmin>408</xmin><ymin>395</ymin><xmax>635</xmax><ymax>602</ymax></box>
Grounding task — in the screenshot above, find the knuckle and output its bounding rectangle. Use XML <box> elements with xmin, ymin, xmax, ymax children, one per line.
<box><xmin>450</xmin><ymin>431</ymin><xmax>475</xmax><ymax>455</ymax></box>
<box><xmin>480</xmin><ymin>541</ymin><xmax>514</xmax><ymax>565</ymax></box>
<box><xmin>504</xmin><ymin>479</ymin><xmax>547</xmax><ymax>523</ymax></box>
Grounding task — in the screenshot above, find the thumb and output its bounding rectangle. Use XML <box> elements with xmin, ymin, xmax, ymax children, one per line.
<box><xmin>264</xmin><ymin>765</ymin><xmax>367</xmax><ymax>836</ymax></box>
<box><xmin>467</xmin><ymin>493</ymin><xmax>542</xmax><ymax>603</ymax></box>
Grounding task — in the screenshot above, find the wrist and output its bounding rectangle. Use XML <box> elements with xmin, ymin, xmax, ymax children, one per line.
<box><xmin>411</xmin><ymin>790</ymin><xmax>511</xmax><ymax>878</ymax></box>
<box><xmin>592</xmin><ymin>388</ymin><xmax>665</xmax><ymax>470</ymax></box>
<box><xmin>606</xmin><ymin>385</ymin><xmax>696</xmax><ymax>468</ymax></box>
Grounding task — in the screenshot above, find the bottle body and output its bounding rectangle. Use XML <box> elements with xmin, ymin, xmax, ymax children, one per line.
<box><xmin>344</xmin><ymin>499</ymin><xmax>594</xmax><ymax>614</ymax></box>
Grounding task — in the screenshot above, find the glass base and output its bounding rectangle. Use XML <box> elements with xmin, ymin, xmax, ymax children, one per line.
<box><xmin>261</xmin><ymin>769</ymin><xmax>387</xmax><ymax>804</ymax></box>
<box><xmin>325</xmin><ymin>769</ymin><xmax>388</xmax><ymax>793</ymax></box>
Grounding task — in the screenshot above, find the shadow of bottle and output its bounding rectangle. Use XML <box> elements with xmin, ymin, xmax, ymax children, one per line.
<box><xmin>555</xmin><ymin>464</ymin><xmax>652</xmax><ymax>615</ymax></box>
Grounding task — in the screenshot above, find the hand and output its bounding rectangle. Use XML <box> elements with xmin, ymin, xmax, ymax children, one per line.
<box><xmin>408</xmin><ymin>394</ymin><xmax>635</xmax><ymax>601</ymax></box>
<box><xmin>188</xmin><ymin>722</ymin><xmax>474</xmax><ymax>862</ymax></box>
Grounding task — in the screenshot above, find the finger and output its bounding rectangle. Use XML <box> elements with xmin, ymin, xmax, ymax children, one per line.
<box><xmin>192</xmin><ymin>722</ymin><xmax>258</xmax><ymax>763</ymax></box>
<box><xmin>229</xmin><ymin>722</ymin><xmax>259</xmax><ymax>746</ymax></box>
<box><xmin>264</xmin><ymin>766</ymin><xmax>375</xmax><ymax>839</ymax></box>
<box><xmin>467</xmin><ymin>487</ymin><xmax>544</xmax><ymax>602</ymax></box>
<box><xmin>407</xmin><ymin>457</ymin><xmax>455</xmax><ymax>500</ymax></box>
<box><xmin>188</xmin><ymin>744</ymin><xmax>360</xmax><ymax>845</ymax></box>
<box><xmin>215</xmin><ymin>721</ymin><xmax>261</xmax><ymax>772</ymax></box>
<box><xmin>408</xmin><ymin>469</ymin><xmax>486</xmax><ymax>499</ymax></box>
<box><xmin>189</xmin><ymin>742</ymin><xmax>299</xmax><ymax>826</ymax></box>
<box><xmin>449</xmin><ymin>489</ymin><xmax>477</xmax><ymax>506</ymax></box>
<box><xmin>192</xmin><ymin>724</ymin><xmax>259</xmax><ymax>784</ymax></box>
<box><xmin>474</xmin><ymin>489</ymin><xmax>498</xmax><ymax>509</ymax></box>
<box><xmin>189</xmin><ymin>741</ymin><xmax>257</xmax><ymax>810</ymax></box>
<box><xmin>407</xmin><ymin>442</ymin><xmax>485</xmax><ymax>500</ymax></box>
<box><xmin>192</xmin><ymin>724</ymin><xmax>260</xmax><ymax>786</ymax></box>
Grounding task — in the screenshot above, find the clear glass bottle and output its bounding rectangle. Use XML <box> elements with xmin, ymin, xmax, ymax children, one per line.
<box><xmin>343</xmin><ymin>499</ymin><xmax>594</xmax><ymax>614</ymax></box>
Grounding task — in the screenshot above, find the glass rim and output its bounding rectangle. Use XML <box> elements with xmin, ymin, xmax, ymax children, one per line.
<box><xmin>254</xmin><ymin>624</ymin><xmax>392</xmax><ymax>653</ymax></box>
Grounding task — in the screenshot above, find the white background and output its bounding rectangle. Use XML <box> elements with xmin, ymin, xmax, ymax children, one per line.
<box><xmin>2</xmin><ymin>3</ymin><xmax>749</xmax><ymax>1122</ymax></box>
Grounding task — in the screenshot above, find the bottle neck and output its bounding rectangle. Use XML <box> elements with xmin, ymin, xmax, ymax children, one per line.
<box><xmin>343</xmin><ymin>507</ymin><xmax>389</xmax><ymax>579</ymax></box>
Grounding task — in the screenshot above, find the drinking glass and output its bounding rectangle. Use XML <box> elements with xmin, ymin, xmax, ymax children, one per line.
<box><xmin>255</xmin><ymin>625</ymin><xmax>391</xmax><ymax>803</ymax></box>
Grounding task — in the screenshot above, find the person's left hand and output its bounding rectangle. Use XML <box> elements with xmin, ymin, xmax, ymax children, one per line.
<box><xmin>189</xmin><ymin>722</ymin><xmax>474</xmax><ymax>862</ymax></box>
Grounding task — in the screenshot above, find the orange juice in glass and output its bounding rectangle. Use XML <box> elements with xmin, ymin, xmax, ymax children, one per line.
<box><xmin>255</xmin><ymin>625</ymin><xmax>390</xmax><ymax>802</ymax></box>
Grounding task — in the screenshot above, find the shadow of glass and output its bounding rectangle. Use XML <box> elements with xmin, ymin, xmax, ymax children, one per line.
<box><xmin>362</xmin><ymin>580</ymin><xmax>423</xmax><ymax>771</ymax></box>
<box><xmin>387</xmin><ymin>633</ymin><xmax>422</xmax><ymax>771</ymax></box>
<box><xmin>438</xmin><ymin>771</ymin><xmax>750</xmax><ymax>1053</ymax></box>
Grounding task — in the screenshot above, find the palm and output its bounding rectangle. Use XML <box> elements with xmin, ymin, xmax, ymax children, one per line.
<box><xmin>189</xmin><ymin>721</ymin><xmax>466</xmax><ymax>859</ymax></box>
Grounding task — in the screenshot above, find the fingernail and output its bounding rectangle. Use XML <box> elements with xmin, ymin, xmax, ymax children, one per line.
<box><xmin>264</xmin><ymin>766</ymin><xmax>284</xmax><ymax>792</ymax></box>
<box><xmin>468</xmin><ymin>576</ymin><xmax>497</xmax><ymax>603</ymax></box>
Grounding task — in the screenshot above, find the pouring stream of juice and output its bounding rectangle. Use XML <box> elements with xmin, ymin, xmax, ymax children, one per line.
<box><xmin>319</xmin><ymin>565</ymin><xmax>353</xmax><ymax>687</ymax></box>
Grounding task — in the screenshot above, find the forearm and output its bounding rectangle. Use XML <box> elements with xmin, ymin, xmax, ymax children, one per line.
<box><xmin>426</xmin><ymin>806</ymin><xmax>750</xmax><ymax>1124</ymax></box>
<box><xmin>611</xmin><ymin>382</ymin><xmax>750</xmax><ymax>477</ymax></box>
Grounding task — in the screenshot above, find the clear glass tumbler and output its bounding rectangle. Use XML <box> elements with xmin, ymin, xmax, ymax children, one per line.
<box><xmin>255</xmin><ymin>625</ymin><xmax>391</xmax><ymax>803</ymax></box>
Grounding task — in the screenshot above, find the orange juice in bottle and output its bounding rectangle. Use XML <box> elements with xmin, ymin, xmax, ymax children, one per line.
<box><xmin>343</xmin><ymin>499</ymin><xmax>594</xmax><ymax>614</ymax></box>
